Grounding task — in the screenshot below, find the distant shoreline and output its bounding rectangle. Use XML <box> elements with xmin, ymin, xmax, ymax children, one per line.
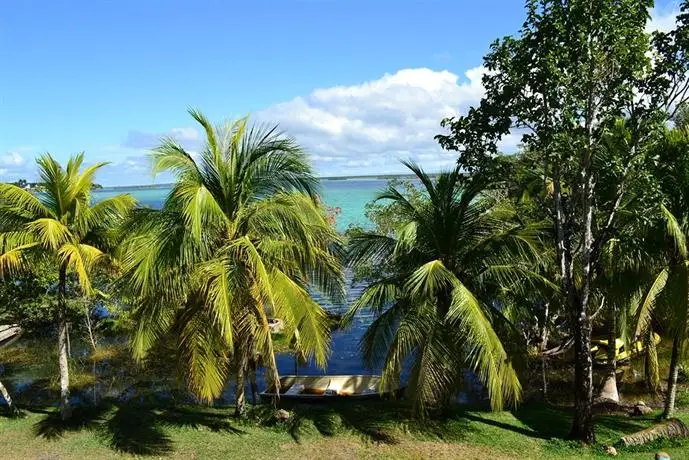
<box><xmin>96</xmin><ymin>174</ymin><xmax>425</xmax><ymax>191</ymax></box>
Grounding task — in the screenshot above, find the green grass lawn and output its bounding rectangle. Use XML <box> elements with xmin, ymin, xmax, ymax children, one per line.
<box><xmin>2</xmin><ymin>400</ymin><xmax>688</xmax><ymax>459</ymax></box>
<box><xmin>3</xmin><ymin>338</ymin><xmax>689</xmax><ymax>458</ymax></box>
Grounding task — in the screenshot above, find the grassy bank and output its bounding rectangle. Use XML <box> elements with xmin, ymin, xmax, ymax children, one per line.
<box><xmin>4</xmin><ymin>338</ymin><xmax>689</xmax><ymax>458</ymax></box>
<box><xmin>2</xmin><ymin>401</ymin><xmax>689</xmax><ymax>459</ymax></box>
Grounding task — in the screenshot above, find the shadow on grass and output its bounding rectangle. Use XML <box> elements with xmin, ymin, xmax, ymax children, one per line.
<box><xmin>273</xmin><ymin>400</ymin><xmax>405</xmax><ymax>444</ymax></box>
<box><xmin>104</xmin><ymin>404</ymin><xmax>173</xmax><ymax>456</ymax></box>
<box><xmin>33</xmin><ymin>405</ymin><xmax>111</xmax><ymax>440</ymax></box>
<box><xmin>510</xmin><ymin>402</ymin><xmax>654</xmax><ymax>442</ymax></box>
<box><xmin>31</xmin><ymin>401</ymin><xmax>245</xmax><ymax>456</ymax></box>
<box><xmin>271</xmin><ymin>399</ymin><xmax>476</xmax><ymax>445</ymax></box>
<box><xmin>510</xmin><ymin>403</ymin><xmax>573</xmax><ymax>440</ymax></box>
<box><xmin>160</xmin><ymin>406</ymin><xmax>245</xmax><ymax>433</ymax></box>
<box><xmin>0</xmin><ymin>405</ymin><xmax>26</xmax><ymax>419</ymax></box>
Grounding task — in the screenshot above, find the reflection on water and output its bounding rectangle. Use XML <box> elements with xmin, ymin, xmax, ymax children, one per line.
<box><xmin>1</xmin><ymin>269</ymin><xmax>484</xmax><ymax>408</ymax></box>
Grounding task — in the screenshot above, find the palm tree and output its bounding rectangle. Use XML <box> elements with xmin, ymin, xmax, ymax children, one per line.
<box><xmin>0</xmin><ymin>153</ymin><xmax>135</xmax><ymax>419</ymax></box>
<box><xmin>345</xmin><ymin>162</ymin><xmax>549</xmax><ymax>415</ymax></box>
<box><xmin>636</xmin><ymin>205</ymin><xmax>689</xmax><ymax>418</ymax></box>
<box><xmin>636</xmin><ymin>127</ymin><xmax>689</xmax><ymax>418</ymax></box>
<box><xmin>120</xmin><ymin>109</ymin><xmax>344</xmax><ymax>416</ymax></box>
<box><xmin>595</xmin><ymin>232</ymin><xmax>656</xmax><ymax>403</ymax></box>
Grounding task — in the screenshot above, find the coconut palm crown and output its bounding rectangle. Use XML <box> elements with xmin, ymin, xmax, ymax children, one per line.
<box><xmin>120</xmin><ymin>109</ymin><xmax>344</xmax><ymax>413</ymax></box>
<box><xmin>345</xmin><ymin>162</ymin><xmax>548</xmax><ymax>415</ymax></box>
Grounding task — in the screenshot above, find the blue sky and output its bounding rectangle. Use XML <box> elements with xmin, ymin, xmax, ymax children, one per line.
<box><xmin>0</xmin><ymin>0</ymin><xmax>681</xmax><ymax>185</ymax></box>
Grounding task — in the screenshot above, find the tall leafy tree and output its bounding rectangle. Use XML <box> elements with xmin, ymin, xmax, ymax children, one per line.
<box><xmin>120</xmin><ymin>109</ymin><xmax>344</xmax><ymax>416</ymax></box>
<box><xmin>436</xmin><ymin>0</ymin><xmax>689</xmax><ymax>441</ymax></box>
<box><xmin>0</xmin><ymin>153</ymin><xmax>135</xmax><ymax>419</ymax></box>
<box><xmin>345</xmin><ymin>162</ymin><xmax>549</xmax><ymax>416</ymax></box>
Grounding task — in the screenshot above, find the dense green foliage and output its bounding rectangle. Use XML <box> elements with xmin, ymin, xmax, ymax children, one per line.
<box><xmin>6</xmin><ymin>1</ymin><xmax>689</xmax><ymax>456</ymax></box>
<box><xmin>118</xmin><ymin>110</ymin><xmax>344</xmax><ymax>415</ymax></box>
<box><xmin>344</xmin><ymin>163</ymin><xmax>550</xmax><ymax>415</ymax></box>
<box><xmin>0</xmin><ymin>153</ymin><xmax>135</xmax><ymax>419</ymax></box>
<box><xmin>436</xmin><ymin>0</ymin><xmax>689</xmax><ymax>442</ymax></box>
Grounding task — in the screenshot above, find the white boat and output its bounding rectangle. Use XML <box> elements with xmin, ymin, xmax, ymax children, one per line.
<box><xmin>261</xmin><ymin>374</ymin><xmax>403</xmax><ymax>401</ymax></box>
<box><xmin>0</xmin><ymin>324</ymin><xmax>22</xmax><ymax>348</ymax></box>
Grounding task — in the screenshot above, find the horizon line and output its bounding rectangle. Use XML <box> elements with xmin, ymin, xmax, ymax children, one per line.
<box><xmin>95</xmin><ymin>172</ymin><xmax>434</xmax><ymax>190</ymax></box>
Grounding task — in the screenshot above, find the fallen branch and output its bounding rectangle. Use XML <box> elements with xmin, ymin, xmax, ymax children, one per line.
<box><xmin>618</xmin><ymin>418</ymin><xmax>689</xmax><ymax>447</ymax></box>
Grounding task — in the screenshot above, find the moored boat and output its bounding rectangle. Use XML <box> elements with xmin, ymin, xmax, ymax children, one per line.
<box><xmin>0</xmin><ymin>324</ymin><xmax>22</xmax><ymax>348</ymax></box>
<box><xmin>261</xmin><ymin>374</ymin><xmax>402</xmax><ymax>401</ymax></box>
<box><xmin>591</xmin><ymin>333</ymin><xmax>662</xmax><ymax>365</ymax></box>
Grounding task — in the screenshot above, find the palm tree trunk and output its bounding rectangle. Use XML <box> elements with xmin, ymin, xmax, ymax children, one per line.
<box><xmin>234</xmin><ymin>347</ymin><xmax>248</xmax><ymax>418</ymax></box>
<box><xmin>0</xmin><ymin>378</ymin><xmax>15</xmax><ymax>413</ymax></box>
<box><xmin>248</xmin><ymin>340</ymin><xmax>259</xmax><ymax>405</ymax></box>
<box><xmin>598</xmin><ymin>304</ymin><xmax>619</xmax><ymax>402</ymax></box>
<box><xmin>540</xmin><ymin>302</ymin><xmax>550</xmax><ymax>402</ymax></box>
<box><xmin>58</xmin><ymin>263</ymin><xmax>72</xmax><ymax>420</ymax></box>
<box><xmin>664</xmin><ymin>336</ymin><xmax>681</xmax><ymax>419</ymax></box>
<box><xmin>84</xmin><ymin>305</ymin><xmax>97</xmax><ymax>352</ymax></box>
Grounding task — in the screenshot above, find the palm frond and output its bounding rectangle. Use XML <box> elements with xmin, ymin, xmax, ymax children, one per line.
<box><xmin>25</xmin><ymin>218</ymin><xmax>72</xmax><ymax>250</ymax></box>
<box><xmin>0</xmin><ymin>183</ymin><xmax>51</xmax><ymax>220</ymax></box>
<box><xmin>0</xmin><ymin>231</ymin><xmax>39</xmax><ymax>276</ymax></box>
<box><xmin>405</xmin><ymin>260</ymin><xmax>455</xmax><ymax>301</ymax></box>
<box><xmin>446</xmin><ymin>280</ymin><xmax>521</xmax><ymax>410</ymax></box>
<box><xmin>661</xmin><ymin>204</ymin><xmax>688</xmax><ymax>258</ymax></box>
<box><xmin>635</xmin><ymin>268</ymin><xmax>670</xmax><ymax>336</ymax></box>
<box><xmin>58</xmin><ymin>243</ymin><xmax>104</xmax><ymax>295</ymax></box>
<box><xmin>151</xmin><ymin>138</ymin><xmax>201</xmax><ymax>180</ymax></box>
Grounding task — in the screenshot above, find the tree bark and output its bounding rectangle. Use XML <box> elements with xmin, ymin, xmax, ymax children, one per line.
<box><xmin>0</xmin><ymin>378</ymin><xmax>15</xmax><ymax>413</ymax></box>
<box><xmin>540</xmin><ymin>302</ymin><xmax>550</xmax><ymax>402</ymax></box>
<box><xmin>84</xmin><ymin>304</ymin><xmax>97</xmax><ymax>352</ymax></box>
<box><xmin>570</xmin><ymin>307</ymin><xmax>595</xmax><ymax>443</ymax></box>
<box><xmin>664</xmin><ymin>336</ymin><xmax>681</xmax><ymax>419</ymax></box>
<box><xmin>619</xmin><ymin>418</ymin><xmax>689</xmax><ymax>447</ymax></box>
<box><xmin>58</xmin><ymin>263</ymin><xmax>72</xmax><ymax>420</ymax></box>
<box><xmin>553</xmin><ymin>164</ymin><xmax>596</xmax><ymax>443</ymax></box>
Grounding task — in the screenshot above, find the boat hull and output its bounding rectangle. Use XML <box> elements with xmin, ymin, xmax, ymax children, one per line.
<box><xmin>260</xmin><ymin>374</ymin><xmax>402</xmax><ymax>402</ymax></box>
<box><xmin>0</xmin><ymin>324</ymin><xmax>22</xmax><ymax>348</ymax></box>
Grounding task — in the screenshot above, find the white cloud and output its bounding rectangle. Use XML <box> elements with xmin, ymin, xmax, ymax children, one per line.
<box><xmin>0</xmin><ymin>151</ymin><xmax>25</xmax><ymax>167</ymax></box>
<box><xmin>257</xmin><ymin>67</ymin><xmax>489</xmax><ymax>176</ymax></box>
<box><xmin>169</xmin><ymin>127</ymin><xmax>201</xmax><ymax>143</ymax></box>
<box><xmin>0</xmin><ymin>151</ymin><xmax>32</xmax><ymax>181</ymax></box>
<box><xmin>648</xmin><ymin>5</ymin><xmax>679</xmax><ymax>33</ymax></box>
<box><xmin>113</xmin><ymin>5</ymin><xmax>681</xmax><ymax>184</ymax></box>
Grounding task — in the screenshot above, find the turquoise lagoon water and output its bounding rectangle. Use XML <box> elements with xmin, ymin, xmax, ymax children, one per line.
<box><xmin>93</xmin><ymin>178</ymin><xmax>389</xmax><ymax>233</ymax></box>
